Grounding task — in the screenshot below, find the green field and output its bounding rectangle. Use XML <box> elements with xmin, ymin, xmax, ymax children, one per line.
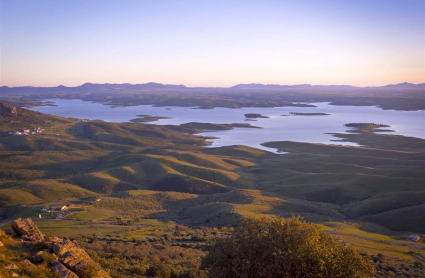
<box><xmin>0</xmin><ymin>100</ymin><xmax>424</xmax><ymax>277</ymax></box>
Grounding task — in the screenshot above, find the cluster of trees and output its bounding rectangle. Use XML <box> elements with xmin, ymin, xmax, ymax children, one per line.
<box><xmin>202</xmin><ymin>217</ymin><xmax>375</xmax><ymax>278</ymax></box>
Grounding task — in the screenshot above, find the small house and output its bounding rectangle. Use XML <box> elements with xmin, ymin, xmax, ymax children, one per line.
<box><xmin>51</xmin><ymin>204</ymin><xmax>67</xmax><ymax>211</ymax></box>
<box><xmin>408</xmin><ymin>235</ymin><xmax>420</xmax><ymax>242</ymax></box>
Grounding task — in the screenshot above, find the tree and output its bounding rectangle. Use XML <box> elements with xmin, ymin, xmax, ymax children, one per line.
<box><xmin>202</xmin><ymin>217</ymin><xmax>375</xmax><ymax>278</ymax></box>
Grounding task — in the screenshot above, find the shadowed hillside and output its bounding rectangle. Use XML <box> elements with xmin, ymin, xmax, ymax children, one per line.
<box><xmin>0</xmin><ymin>99</ymin><xmax>73</xmax><ymax>131</ymax></box>
<box><xmin>262</xmin><ymin>124</ymin><xmax>425</xmax><ymax>232</ymax></box>
<box><xmin>0</xmin><ymin>102</ymin><xmax>424</xmax><ymax>233</ymax></box>
<box><xmin>0</xmin><ymin>101</ymin><xmax>424</xmax><ymax>278</ymax></box>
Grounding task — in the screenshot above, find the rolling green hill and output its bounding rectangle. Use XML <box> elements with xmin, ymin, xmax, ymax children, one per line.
<box><xmin>0</xmin><ymin>101</ymin><xmax>424</xmax><ymax>235</ymax></box>
<box><xmin>0</xmin><ymin>101</ymin><xmax>424</xmax><ymax>278</ymax></box>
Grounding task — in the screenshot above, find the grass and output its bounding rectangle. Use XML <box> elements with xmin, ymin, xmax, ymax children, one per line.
<box><xmin>66</xmin><ymin>207</ymin><xmax>117</xmax><ymax>221</ymax></box>
<box><xmin>359</xmin><ymin>204</ymin><xmax>425</xmax><ymax>233</ymax></box>
<box><xmin>317</xmin><ymin>222</ymin><xmax>395</xmax><ymax>241</ymax></box>
<box><xmin>1</xmin><ymin>99</ymin><xmax>425</xmax><ymax>277</ymax></box>
<box><xmin>67</xmin><ymin>171</ymin><xmax>124</xmax><ymax>194</ymax></box>
<box><xmin>33</xmin><ymin>220</ymin><xmax>129</xmax><ymax>236</ymax></box>
<box><xmin>316</xmin><ymin>221</ymin><xmax>425</xmax><ymax>265</ymax></box>
<box><xmin>0</xmin><ymin>101</ymin><xmax>424</xmax><ymax>242</ymax></box>
<box><xmin>20</xmin><ymin>179</ymin><xmax>97</xmax><ymax>201</ymax></box>
<box><xmin>0</xmin><ymin>188</ymin><xmax>42</xmax><ymax>206</ymax></box>
<box><xmin>336</xmin><ymin>234</ymin><xmax>421</xmax><ymax>262</ymax></box>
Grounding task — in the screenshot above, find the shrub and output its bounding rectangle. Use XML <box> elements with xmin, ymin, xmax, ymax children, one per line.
<box><xmin>25</xmin><ymin>264</ymin><xmax>61</xmax><ymax>278</ymax></box>
<box><xmin>202</xmin><ymin>216</ymin><xmax>375</xmax><ymax>278</ymax></box>
<box><xmin>78</xmin><ymin>263</ymin><xmax>102</xmax><ymax>278</ymax></box>
<box><xmin>41</xmin><ymin>252</ymin><xmax>57</xmax><ymax>265</ymax></box>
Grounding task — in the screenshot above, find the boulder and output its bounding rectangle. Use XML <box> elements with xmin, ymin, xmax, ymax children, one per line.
<box><xmin>5</xmin><ymin>262</ymin><xmax>19</xmax><ymax>270</ymax></box>
<box><xmin>31</xmin><ymin>250</ymin><xmax>45</xmax><ymax>263</ymax></box>
<box><xmin>50</xmin><ymin>237</ymin><xmax>110</xmax><ymax>278</ymax></box>
<box><xmin>20</xmin><ymin>259</ymin><xmax>36</xmax><ymax>268</ymax></box>
<box><xmin>51</xmin><ymin>262</ymin><xmax>79</xmax><ymax>278</ymax></box>
<box><xmin>0</xmin><ymin>240</ymin><xmax>4</xmax><ymax>247</ymax></box>
<box><xmin>11</xmin><ymin>218</ymin><xmax>45</xmax><ymax>242</ymax></box>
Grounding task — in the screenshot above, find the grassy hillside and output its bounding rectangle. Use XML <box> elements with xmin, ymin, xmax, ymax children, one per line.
<box><xmin>1</xmin><ymin>113</ymin><xmax>424</xmax><ymax>233</ymax></box>
<box><xmin>0</xmin><ymin>102</ymin><xmax>424</xmax><ymax>277</ymax></box>
<box><xmin>60</xmin><ymin>188</ymin><xmax>343</xmax><ymax>227</ymax></box>
<box><xmin>261</xmin><ymin>125</ymin><xmax>425</xmax><ymax>232</ymax></box>
<box><xmin>0</xmin><ymin>99</ymin><xmax>73</xmax><ymax>132</ymax></box>
<box><xmin>0</xmin><ymin>101</ymin><xmax>424</xmax><ymax>242</ymax></box>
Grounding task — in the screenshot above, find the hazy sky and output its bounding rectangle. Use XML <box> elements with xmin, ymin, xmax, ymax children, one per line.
<box><xmin>1</xmin><ymin>0</ymin><xmax>424</xmax><ymax>87</ymax></box>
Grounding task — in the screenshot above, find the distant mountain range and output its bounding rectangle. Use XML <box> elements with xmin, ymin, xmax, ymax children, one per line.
<box><xmin>0</xmin><ymin>82</ymin><xmax>188</xmax><ymax>95</ymax></box>
<box><xmin>230</xmin><ymin>82</ymin><xmax>425</xmax><ymax>90</ymax></box>
<box><xmin>0</xmin><ymin>82</ymin><xmax>424</xmax><ymax>95</ymax></box>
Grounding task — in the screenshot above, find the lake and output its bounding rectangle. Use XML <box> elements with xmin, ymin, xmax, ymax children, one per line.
<box><xmin>29</xmin><ymin>99</ymin><xmax>425</xmax><ymax>153</ymax></box>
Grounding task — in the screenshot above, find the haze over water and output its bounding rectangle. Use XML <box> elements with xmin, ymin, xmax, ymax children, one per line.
<box><xmin>29</xmin><ymin>99</ymin><xmax>425</xmax><ymax>152</ymax></box>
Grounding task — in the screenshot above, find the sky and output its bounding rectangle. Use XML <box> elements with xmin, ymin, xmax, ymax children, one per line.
<box><xmin>1</xmin><ymin>0</ymin><xmax>424</xmax><ymax>87</ymax></box>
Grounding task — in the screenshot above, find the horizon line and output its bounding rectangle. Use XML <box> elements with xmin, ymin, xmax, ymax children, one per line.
<box><xmin>1</xmin><ymin>81</ymin><xmax>425</xmax><ymax>89</ymax></box>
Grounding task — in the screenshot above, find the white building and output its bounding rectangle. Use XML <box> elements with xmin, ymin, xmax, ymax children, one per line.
<box><xmin>408</xmin><ymin>235</ymin><xmax>420</xmax><ymax>242</ymax></box>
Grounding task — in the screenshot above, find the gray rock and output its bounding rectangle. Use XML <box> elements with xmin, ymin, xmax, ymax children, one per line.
<box><xmin>11</xmin><ymin>218</ymin><xmax>45</xmax><ymax>242</ymax></box>
<box><xmin>50</xmin><ymin>237</ymin><xmax>110</xmax><ymax>278</ymax></box>
<box><xmin>51</xmin><ymin>262</ymin><xmax>79</xmax><ymax>278</ymax></box>
<box><xmin>5</xmin><ymin>262</ymin><xmax>19</xmax><ymax>270</ymax></box>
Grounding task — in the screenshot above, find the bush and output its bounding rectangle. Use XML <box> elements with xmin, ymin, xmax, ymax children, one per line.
<box><xmin>78</xmin><ymin>263</ymin><xmax>102</xmax><ymax>278</ymax></box>
<box><xmin>202</xmin><ymin>216</ymin><xmax>375</xmax><ymax>278</ymax></box>
<box><xmin>41</xmin><ymin>252</ymin><xmax>57</xmax><ymax>265</ymax></box>
<box><xmin>25</xmin><ymin>264</ymin><xmax>61</xmax><ymax>278</ymax></box>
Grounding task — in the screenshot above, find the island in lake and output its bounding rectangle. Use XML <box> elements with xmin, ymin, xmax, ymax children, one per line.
<box><xmin>345</xmin><ymin>123</ymin><xmax>390</xmax><ymax>128</ymax></box>
<box><xmin>288</xmin><ymin>112</ymin><xmax>330</xmax><ymax>116</ymax></box>
<box><xmin>344</xmin><ymin>123</ymin><xmax>394</xmax><ymax>133</ymax></box>
<box><xmin>181</xmin><ymin>122</ymin><xmax>261</xmax><ymax>131</ymax></box>
<box><xmin>192</xmin><ymin>106</ymin><xmax>214</xmax><ymax>110</ymax></box>
<box><xmin>130</xmin><ymin>114</ymin><xmax>172</xmax><ymax>123</ymax></box>
<box><xmin>244</xmin><ymin>113</ymin><xmax>270</xmax><ymax>118</ymax></box>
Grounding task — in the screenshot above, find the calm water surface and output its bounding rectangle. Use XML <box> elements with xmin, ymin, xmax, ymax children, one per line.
<box><xmin>29</xmin><ymin>99</ymin><xmax>425</xmax><ymax>153</ymax></box>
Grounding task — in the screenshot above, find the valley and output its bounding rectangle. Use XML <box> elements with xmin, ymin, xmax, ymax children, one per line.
<box><xmin>0</xmin><ymin>99</ymin><xmax>425</xmax><ymax>277</ymax></box>
<box><xmin>0</xmin><ymin>99</ymin><xmax>424</xmax><ymax>277</ymax></box>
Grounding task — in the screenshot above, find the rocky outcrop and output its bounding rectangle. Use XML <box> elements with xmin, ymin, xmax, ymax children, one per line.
<box><xmin>7</xmin><ymin>217</ymin><xmax>111</xmax><ymax>278</ymax></box>
<box><xmin>20</xmin><ymin>259</ymin><xmax>36</xmax><ymax>269</ymax></box>
<box><xmin>5</xmin><ymin>263</ymin><xmax>19</xmax><ymax>270</ymax></box>
<box><xmin>51</xmin><ymin>262</ymin><xmax>79</xmax><ymax>278</ymax></box>
<box><xmin>0</xmin><ymin>100</ymin><xmax>18</xmax><ymax>117</ymax></box>
<box><xmin>50</xmin><ymin>237</ymin><xmax>110</xmax><ymax>278</ymax></box>
<box><xmin>11</xmin><ymin>218</ymin><xmax>45</xmax><ymax>242</ymax></box>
